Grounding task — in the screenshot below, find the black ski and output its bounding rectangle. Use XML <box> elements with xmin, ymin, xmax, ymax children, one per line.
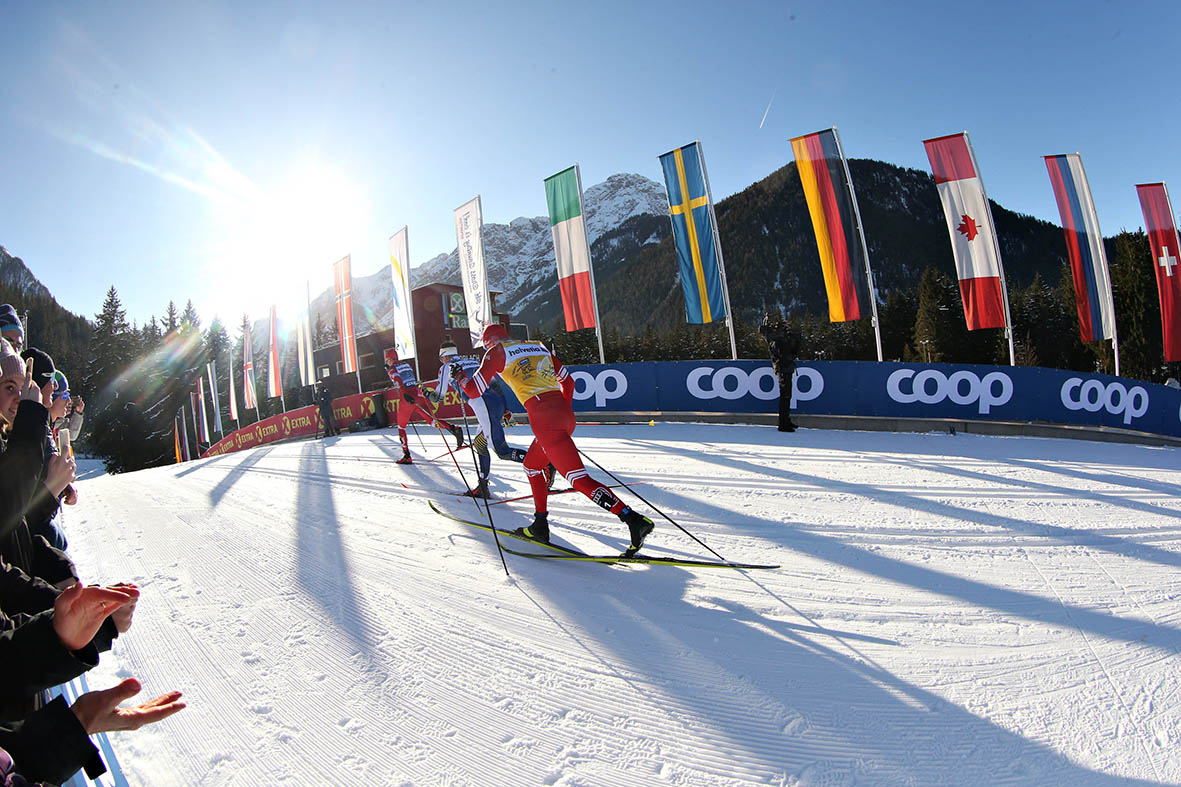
<box><xmin>427</xmin><ymin>500</ymin><xmax>587</xmax><ymax>557</ymax></box>
<box><xmin>430</xmin><ymin>500</ymin><xmax>777</xmax><ymax>570</ymax></box>
<box><xmin>498</xmin><ymin>545</ymin><xmax>778</xmax><ymax>570</ymax></box>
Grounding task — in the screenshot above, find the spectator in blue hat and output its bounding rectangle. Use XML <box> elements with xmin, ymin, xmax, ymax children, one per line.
<box><xmin>0</xmin><ymin>307</ymin><xmax>22</xmax><ymax>352</ymax></box>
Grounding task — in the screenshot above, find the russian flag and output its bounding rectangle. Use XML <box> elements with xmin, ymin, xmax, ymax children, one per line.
<box><xmin>923</xmin><ymin>133</ymin><xmax>1008</xmax><ymax>331</ymax></box>
<box><xmin>1045</xmin><ymin>155</ymin><xmax>1115</xmax><ymax>344</ymax></box>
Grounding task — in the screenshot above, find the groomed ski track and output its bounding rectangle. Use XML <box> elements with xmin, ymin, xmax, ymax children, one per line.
<box><xmin>66</xmin><ymin>423</ymin><xmax>1180</xmax><ymax>785</ymax></box>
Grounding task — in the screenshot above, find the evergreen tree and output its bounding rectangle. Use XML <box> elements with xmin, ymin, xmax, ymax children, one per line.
<box><xmin>179</xmin><ymin>300</ymin><xmax>201</xmax><ymax>333</ymax></box>
<box><xmin>164</xmin><ymin>301</ymin><xmax>179</xmax><ymax>333</ymax></box>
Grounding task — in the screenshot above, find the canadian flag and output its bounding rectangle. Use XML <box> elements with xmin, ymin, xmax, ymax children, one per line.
<box><xmin>923</xmin><ymin>133</ymin><xmax>1008</xmax><ymax>330</ymax></box>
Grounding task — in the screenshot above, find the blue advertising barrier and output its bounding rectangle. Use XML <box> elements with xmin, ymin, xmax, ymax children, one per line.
<box><xmin>498</xmin><ymin>360</ymin><xmax>1181</xmax><ymax>440</ymax></box>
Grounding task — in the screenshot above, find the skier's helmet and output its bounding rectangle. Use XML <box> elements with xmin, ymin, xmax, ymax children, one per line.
<box><xmin>480</xmin><ymin>322</ymin><xmax>509</xmax><ymax>348</ymax></box>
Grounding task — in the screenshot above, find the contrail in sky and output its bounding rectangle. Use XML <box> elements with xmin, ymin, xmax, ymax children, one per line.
<box><xmin>759</xmin><ymin>89</ymin><xmax>777</xmax><ymax>129</ymax></box>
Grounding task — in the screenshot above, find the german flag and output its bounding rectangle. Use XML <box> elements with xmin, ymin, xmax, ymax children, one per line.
<box><xmin>790</xmin><ymin>129</ymin><xmax>868</xmax><ymax>322</ymax></box>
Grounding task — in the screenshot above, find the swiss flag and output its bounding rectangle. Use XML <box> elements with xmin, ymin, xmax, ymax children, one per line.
<box><xmin>924</xmin><ymin>133</ymin><xmax>1007</xmax><ymax>331</ymax></box>
<box><xmin>1136</xmin><ymin>183</ymin><xmax>1181</xmax><ymax>362</ymax></box>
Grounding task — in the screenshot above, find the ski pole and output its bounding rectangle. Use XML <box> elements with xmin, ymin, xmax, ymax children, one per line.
<box><xmin>576</xmin><ymin>447</ymin><xmax>728</xmax><ymax>561</ymax></box>
<box><xmin>434</xmin><ymin>397</ymin><xmax>510</xmax><ymax>577</ymax></box>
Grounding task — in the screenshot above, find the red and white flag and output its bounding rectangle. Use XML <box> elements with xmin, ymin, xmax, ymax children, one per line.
<box><xmin>242</xmin><ymin>317</ymin><xmax>258</xmax><ymax>411</ymax></box>
<box><xmin>333</xmin><ymin>256</ymin><xmax>359</xmax><ymax>374</ymax></box>
<box><xmin>923</xmin><ymin>132</ymin><xmax>1008</xmax><ymax>330</ymax></box>
<box><xmin>267</xmin><ymin>305</ymin><xmax>283</xmax><ymax>398</ymax></box>
<box><xmin>1136</xmin><ymin>183</ymin><xmax>1181</xmax><ymax>362</ymax></box>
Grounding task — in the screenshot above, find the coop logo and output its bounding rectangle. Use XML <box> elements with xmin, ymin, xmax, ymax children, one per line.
<box><xmin>685</xmin><ymin>365</ymin><xmax>823</xmax><ymax>406</ymax></box>
<box><xmin>886</xmin><ymin>368</ymin><xmax>1013</xmax><ymax>414</ymax></box>
<box><xmin>1060</xmin><ymin>378</ymin><xmax>1149</xmax><ymax>425</ymax></box>
<box><xmin>571</xmin><ymin>369</ymin><xmax>628</xmax><ymax>408</ymax></box>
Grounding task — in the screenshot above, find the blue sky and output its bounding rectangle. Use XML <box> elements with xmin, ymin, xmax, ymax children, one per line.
<box><xmin>1</xmin><ymin>1</ymin><xmax>1178</xmax><ymax>328</ymax></box>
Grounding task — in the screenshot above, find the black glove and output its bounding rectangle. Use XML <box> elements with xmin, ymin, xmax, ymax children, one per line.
<box><xmin>424</xmin><ymin>389</ymin><xmax>441</xmax><ymax>405</ymax></box>
<box><xmin>403</xmin><ymin>392</ymin><xmax>416</xmax><ymax>404</ymax></box>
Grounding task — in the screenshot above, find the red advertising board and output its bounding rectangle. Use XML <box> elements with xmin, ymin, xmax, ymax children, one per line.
<box><xmin>200</xmin><ymin>385</ymin><xmax>469</xmax><ymax>458</ymax></box>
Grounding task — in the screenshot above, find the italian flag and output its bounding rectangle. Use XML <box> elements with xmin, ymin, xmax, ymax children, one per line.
<box><xmin>545</xmin><ymin>165</ymin><xmax>597</xmax><ymax>331</ymax></box>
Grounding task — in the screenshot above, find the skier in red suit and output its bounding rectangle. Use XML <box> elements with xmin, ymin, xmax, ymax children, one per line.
<box><xmin>453</xmin><ymin>323</ymin><xmax>654</xmax><ymax>556</ymax></box>
<box><xmin>385</xmin><ymin>361</ymin><xmax>463</xmax><ymax>464</ymax></box>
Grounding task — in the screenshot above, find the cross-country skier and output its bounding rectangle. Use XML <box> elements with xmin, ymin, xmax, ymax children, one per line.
<box><xmin>452</xmin><ymin>323</ymin><xmax>654</xmax><ymax>556</ymax></box>
<box><xmin>425</xmin><ymin>339</ymin><xmax>535</xmax><ymax>498</ymax></box>
<box><xmin>384</xmin><ymin>360</ymin><xmax>463</xmax><ymax>464</ymax></box>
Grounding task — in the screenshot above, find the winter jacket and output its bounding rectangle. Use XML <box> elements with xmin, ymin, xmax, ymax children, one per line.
<box><xmin>0</xmin><ymin>697</ymin><xmax>105</xmax><ymax>784</ymax></box>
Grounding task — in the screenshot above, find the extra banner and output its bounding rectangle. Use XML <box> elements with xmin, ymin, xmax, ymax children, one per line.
<box><xmin>658</xmin><ymin>141</ymin><xmax>728</xmax><ymax>324</ymax></box>
<box><xmin>389</xmin><ymin>227</ymin><xmax>417</xmax><ymax>360</ymax></box>
<box><xmin>1135</xmin><ymin>183</ymin><xmax>1181</xmax><ymax>362</ymax></box>
<box><xmin>454</xmin><ymin>197</ymin><xmax>492</xmax><ymax>345</ymax></box>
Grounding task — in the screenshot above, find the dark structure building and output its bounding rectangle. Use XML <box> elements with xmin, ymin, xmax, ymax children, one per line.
<box><xmin>311</xmin><ymin>282</ymin><xmax>513</xmax><ymax>397</ymax></box>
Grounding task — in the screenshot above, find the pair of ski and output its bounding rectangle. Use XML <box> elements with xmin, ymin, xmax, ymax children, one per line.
<box><xmin>428</xmin><ymin>500</ymin><xmax>777</xmax><ymax>570</ymax></box>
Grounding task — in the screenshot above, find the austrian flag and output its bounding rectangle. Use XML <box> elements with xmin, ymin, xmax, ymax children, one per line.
<box><xmin>923</xmin><ymin>133</ymin><xmax>1008</xmax><ymax>331</ymax></box>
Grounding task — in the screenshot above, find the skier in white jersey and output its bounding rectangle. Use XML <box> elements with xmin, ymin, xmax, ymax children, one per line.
<box><xmin>426</xmin><ymin>340</ymin><xmax>535</xmax><ymax>498</ymax></box>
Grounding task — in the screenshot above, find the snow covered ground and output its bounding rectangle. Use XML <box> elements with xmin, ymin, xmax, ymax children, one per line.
<box><xmin>64</xmin><ymin>424</ymin><xmax>1180</xmax><ymax>786</ymax></box>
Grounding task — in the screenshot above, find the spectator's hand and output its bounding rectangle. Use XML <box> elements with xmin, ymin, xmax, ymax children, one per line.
<box><xmin>70</xmin><ymin>678</ymin><xmax>185</xmax><ymax>733</ymax></box>
<box><xmin>73</xmin><ymin>396</ymin><xmax>84</xmax><ymax>413</ymax></box>
<box><xmin>46</xmin><ymin>453</ymin><xmax>76</xmax><ymax>497</ymax></box>
<box><xmin>19</xmin><ymin>359</ymin><xmax>40</xmax><ymax>402</ymax></box>
<box><xmin>63</xmin><ymin>484</ymin><xmax>78</xmax><ymax>505</ymax></box>
<box><xmin>53</xmin><ymin>583</ymin><xmax>136</xmax><ymax>651</ymax></box>
<box><xmin>107</xmin><ymin>582</ymin><xmax>139</xmax><ymax>633</ymax></box>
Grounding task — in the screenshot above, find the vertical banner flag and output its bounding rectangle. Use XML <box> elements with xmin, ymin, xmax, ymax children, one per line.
<box><xmin>1044</xmin><ymin>154</ymin><xmax>1117</xmax><ymax>344</ymax></box>
<box><xmin>267</xmin><ymin>305</ymin><xmax>283</xmax><ymax>398</ymax></box>
<box><xmin>790</xmin><ymin>129</ymin><xmax>867</xmax><ymax>322</ymax></box>
<box><xmin>242</xmin><ymin>318</ymin><xmax>258</xmax><ymax>411</ymax></box>
<box><xmin>206</xmin><ymin>361</ymin><xmax>223</xmax><ymax>434</ymax></box>
<box><xmin>658</xmin><ymin>141</ymin><xmax>727</xmax><ymax>324</ymax></box>
<box><xmin>179</xmin><ymin>408</ymin><xmax>191</xmax><ymax>461</ymax></box>
<box><xmin>333</xmin><ymin>256</ymin><xmax>359</xmax><ymax>374</ymax></box>
<box><xmin>228</xmin><ymin>346</ymin><xmax>239</xmax><ymax>422</ymax></box>
<box><xmin>389</xmin><ymin>227</ymin><xmax>417</xmax><ymax>360</ymax></box>
<box><xmin>1135</xmin><ymin>183</ymin><xmax>1181</xmax><ymax>361</ymax></box>
<box><xmin>923</xmin><ymin>132</ymin><xmax>1008</xmax><ymax>330</ymax></box>
<box><xmin>545</xmin><ymin>165</ymin><xmax>599</xmax><ymax>331</ymax></box>
<box><xmin>196</xmin><ymin>378</ymin><xmax>211</xmax><ymax>443</ymax></box>
<box><xmin>190</xmin><ymin>392</ymin><xmax>201</xmax><ymax>446</ymax></box>
<box><xmin>295</xmin><ymin>282</ymin><xmax>316</xmax><ymax>386</ymax></box>
<box><xmin>454</xmin><ymin>197</ymin><xmax>492</xmax><ymax>344</ymax></box>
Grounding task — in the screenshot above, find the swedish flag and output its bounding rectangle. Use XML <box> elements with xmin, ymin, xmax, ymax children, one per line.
<box><xmin>659</xmin><ymin>141</ymin><xmax>727</xmax><ymax>324</ymax></box>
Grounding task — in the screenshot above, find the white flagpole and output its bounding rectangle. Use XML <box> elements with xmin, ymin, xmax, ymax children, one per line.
<box><xmin>964</xmin><ymin>133</ymin><xmax>1016</xmax><ymax>366</ymax></box>
<box><xmin>571</xmin><ymin>165</ymin><xmax>607</xmax><ymax>365</ymax></box>
<box><xmin>832</xmin><ymin>126</ymin><xmax>884</xmax><ymax>362</ymax></box>
<box><xmin>1074</xmin><ymin>154</ymin><xmax>1120</xmax><ymax>377</ymax></box>
<box><xmin>696</xmin><ymin>140</ymin><xmax>738</xmax><ymax>360</ymax></box>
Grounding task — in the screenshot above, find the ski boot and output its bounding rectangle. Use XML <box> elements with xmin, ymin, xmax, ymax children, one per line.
<box><xmin>463</xmin><ymin>479</ymin><xmax>491</xmax><ymax>499</ymax></box>
<box><xmin>619</xmin><ymin>507</ymin><xmax>654</xmax><ymax>557</ymax></box>
<box><xmin>449</xmin><ymin>424</ymin><xmax>465</xmax><ymax>449</ymax></box>
<box><xmin>396</xmin><ymin>453</ymin><xmax>413</xmax><ymax>465</ymax></box>
<box><xmin>512</xmin><ymin>511</ymin><xmax>550</xmax><ymax>544</ymax></box>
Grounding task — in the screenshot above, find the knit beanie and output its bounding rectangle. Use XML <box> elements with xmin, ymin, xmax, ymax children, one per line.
<box><xmin>20</xmin><ymin>348</ymin><xmax>55</xmax><ymax>388</ymax></box>
<box><xmin>0</xmin><ymin>304</ymin><xmax>22</xmax><ymax>340</ymax></box>
<box><xmin>0</xmin><ymin>338</ymin><xmax>23</xmax><ymax>382</ymax></box>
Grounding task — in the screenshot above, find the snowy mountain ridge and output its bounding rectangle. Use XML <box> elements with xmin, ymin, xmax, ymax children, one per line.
<box><xmin>0</xmin><ymin>245</ymin><xmax>54</xmax><ymax>301</ymax></box>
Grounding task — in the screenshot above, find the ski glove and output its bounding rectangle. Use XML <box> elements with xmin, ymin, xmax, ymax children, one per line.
<box><xmin>402</xmin><ymin>393</ymin><xmax>416</xmax><ymax>404</ymax></box>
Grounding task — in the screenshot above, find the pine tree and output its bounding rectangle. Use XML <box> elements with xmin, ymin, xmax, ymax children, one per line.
<box><xmin>164</xmin><ymin>301</ymin><xmax>179</xmax><ymax>333</ymax></box>
<box><xmin>180</xmin><ymin>300</ymin><xmax>201</xmax><ymax>333</ymax></box>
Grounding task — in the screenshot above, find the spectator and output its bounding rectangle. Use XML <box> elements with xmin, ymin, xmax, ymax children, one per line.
<box><xmin>759</xmin><ymin>310</ymin><xmax>801</xmax><ymax>433</ymax></box>
<box><xmin>0</xmin><ymin>307</ymin><xmax>21</xmax><ymax>352</ymax></box>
